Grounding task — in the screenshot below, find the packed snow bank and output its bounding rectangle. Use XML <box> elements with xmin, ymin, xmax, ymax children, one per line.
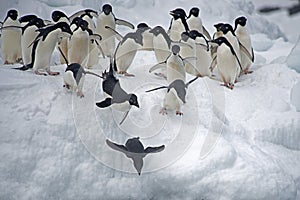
<box><xmin>287</xmin><ymin>36</ymin><xmax>300</xmax><ymax>73</ymax></box>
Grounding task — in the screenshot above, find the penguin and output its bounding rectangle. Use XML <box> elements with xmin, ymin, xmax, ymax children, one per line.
<box><xmin>24</xmin><ymin>22</ymin><xmax>72</xmax><ymax>75</ymax></box>
<box><xmin>211</xmin><ymin>37</ymin><xmax>242</xmax><ymax>89</ymax></box>
<box><xmin>187</xmin><ymin>30</ymin><xmax>212</xmax><ymax>77</ymax></box>
<box><xmin>179</xmin><ymin>31</ymin><xmax>196</xmax><ymax>75</ymax></box>
<box><xmin>106</xmin><ymin>137</ymin><xmax>165</xmax><ymax>175</ymax></box>
<box><xmin>218</xmin><ymin>23</ymin><xmax>242</xmax><ymax>80</ymax></box>
<box><xmin>1</xmin><ymin>9</ymin><xmax>22</xmax><ymax>64</ymax></box>
<box><xmin>18</xmin><ymin>14</ymin><xmax>37</xmax><ymax>26</ymax></box>
<box><xmin>106</xmin><ymin>27</ymin><xmax>143</xmax><ymax>76</ymax></box>
<box><xmin>146</xmin><ymin>77</ymin><xmax>198</xmax><ymax>115</ymax></box>
<box><xmin>52</xmin><ymin>10</ymin><xmax>70</xmax><ymax>65</ymax></box>
<box><xmin>96</xmin><ymin>57</ymin><xmax>139</xmax><ymax>125</ymax></box>
<box><xmin>96</xmin><ymin>4</ymin><xmax>134</xmax><ymax>57</ymax></box>
<box><xmin>168</xmin><ymin>8</ymin><xmax>189</xmax><ymax>41</ymax></box>
<box><xmin>150</xmin><ymin>26</ymin><xmax>172</xmax><ymax>63</ymax></box>
<box><xmin>136</xmin><ymin>23</ymin><xmax>153</xmax><ymax>51</ymax></box>
<box><xmin>150</xmin><ymin>45</ymin><xmax>186</xmax><ymax>84</ymax></box>
<box><xmin>210</xmin><ymin>23</ymin><xmax>225</xmax><ymax>72</ymax></box>
<box><xmin>58</xmin><ymin>46</ymin><xmax>103</xmax><ymax>98</ymax></box>
<box><xmin>234</xmin><ymin>16</ymin><xmax>254</xmax><ymax>74</ymax></box>
<box><xmin>187</xmin><ymin>7</ymin><xmax>211</xmax><ymax>40</ymax></box>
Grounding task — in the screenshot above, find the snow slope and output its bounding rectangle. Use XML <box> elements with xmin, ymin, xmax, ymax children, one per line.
<box><xmin>1</xmin><ymin>0</ymin><xmax>300</xmax><ymax>199</ymax></box>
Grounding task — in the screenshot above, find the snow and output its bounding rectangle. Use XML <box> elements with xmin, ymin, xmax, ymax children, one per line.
<box><xmin>1</xmin><ymin>0</ymin><xmax>300</xmax><ymax>199</ymax></box>
<box><xmin>287</xmin><ymin>36</ymin><xmax>300</xmax><ymax>73</ymax></box>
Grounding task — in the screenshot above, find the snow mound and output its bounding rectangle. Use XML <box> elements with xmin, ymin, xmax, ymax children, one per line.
<box><xmin>287</xmin><ymin>36</ymin><xmax>300</xmax><ymax>73</ymax></box>
<box><xmin>291</xmin><ymin>81</ymin><xmax>300</xmax><ymax>112</ymax></box>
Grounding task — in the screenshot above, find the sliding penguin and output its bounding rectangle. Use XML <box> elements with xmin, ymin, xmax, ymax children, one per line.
<box><xmin>146</xmin><ymin>77</ymin><xmax>198</xmax><ymax>115</ymax></box>
<box><xmin>106</xmin><ymin>138</ymin><xmax>165</xmax><ymax>175</ymax></box>
<box><xmin>52</xmin><ymin>10</ymin><xmax>70</xmax><ymax>65</ymax></box>
<box><xmin>137</xmin><ymin>23</ymin><xmax>153</xmax><ymax>51</ymax></box>
<box><xmin>168</xmin><ymin>8</ymin><xmax>189</xmax><ymax>41</ymax></box>
<box><xmin>106</xmin><ymin>27</ymin><xmax>143</xmax><ymax>76</ymax></box>
<box><xmin>211</xmin><ymin>37</ymin><xmax>242</xmax><ymax>89</ymax></box>
<box><xmin>234</xmin><ymin>16</ymin><xmax>254</xmax><ymax>74</ymax></box>
<box><xmin>96</xmin><ymin>57</ymin><xmax>139</xmax><ymax>125</ymax></box>
<box><xmin>22</xmin><ymin>22</ymin><xmax>72</xmax><ymax>75</ymax></box>
<box><xmin>96</xmin><ymin>4</ymin><xmax>134</xmax><ymax>57</ymax></box>
<box><xmin>58</xmin><ymin>47</ymin><xmax>103</xmax><ymax>98</ymax></box>
<box><xmin>187</xmin><ymin>7</ymin><xmax>211</xmax><ymax>40</ymax></box>
<box><xmin>1</xmin><ymin>9</ymin><xmax>22</xmax><ymax>64</ymax></box>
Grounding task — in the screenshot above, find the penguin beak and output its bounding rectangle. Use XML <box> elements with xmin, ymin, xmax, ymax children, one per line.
<box><xmin>169</xmin><ymin>11</ymin><xmax>175</xmax><ymax>16</ymax></box>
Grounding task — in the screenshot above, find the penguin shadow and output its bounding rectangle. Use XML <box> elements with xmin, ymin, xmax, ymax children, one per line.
<box><xmin>106</xmin><ymin>137</ymin><xmax>165</xmax><ymax>175</ymax></box>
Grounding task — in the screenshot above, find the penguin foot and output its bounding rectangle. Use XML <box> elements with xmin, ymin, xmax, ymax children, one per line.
<box><xmin>244</xmin><ymin>69</ymin><xmax>253</xmax><ymax>74</ymax></box>
<box><xmin>221</xmin><ymin>83</ymin><xmax>234</xmax><ymax>90</ymax></box>
<box><xmin>35</xmin><ymin>70</ymin><xmax>47</xmax><ymax>76</ymax></box>
<box><xmin>176</xmin><ymin>111</ymin><xmax>183</xmax><ymax>116</ymax></box>
<box><xmin>118</xmin><ymin>71</ymin><xmax>135</xmax><ymax>77</ymax></box>
<box><xmin>77</xmin><ymin>91</ymin><xmax>84</xmax><ymax>98</ymax></box>
<box><xmin>4</xmin><ymin>60</ymin><xmax>9</xmax><ymax>65</ymax></box>
<box><xmin>159</xmin><ymin>108</ymin><xmax>167</xmax><ymax>115</ymax></box>
<box><xmin>16</xmin><ymin>58</ymin><xmax>23</xmax><ymax>64</ymax></box>
<box><xmin>47</xmin><ymin>71</ymin><xmax>60</xmax><ymax>76</ymax></box>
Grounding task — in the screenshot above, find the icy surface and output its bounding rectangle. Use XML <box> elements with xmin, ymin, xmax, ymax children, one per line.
<box><xmin>0</xmin><ymin>0</ymin><xmax>300</xmax><ymax>199</ymax></box>
<box><xmin>287</xmin><ymin>36</ymin><xmax>300</xmax><ymax>73</ymax></box>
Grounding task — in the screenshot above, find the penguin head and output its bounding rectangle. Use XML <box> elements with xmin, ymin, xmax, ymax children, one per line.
<box><xmin>52</xmin><ymin>10</ymin><xmax>69</xmax><ymax>22</ymax></box>
<box><xmin>149</xmin><ymin>26</ymin><xmax>165</xmax><ymax>36</ymax></box>
<box><xmin>235</xmin><ymin>16</ymin><xmax>247</xmax><ymax>27</ymax></box>
<box><xmin>79</xmin><ymin>19</ymin><xmax>89</xmax><ymax>31</ymax></box>
<box><xmin>19</xmin><ymin>14</ymin><xmax>37</xmax><ymax>24</ymax></box>
<box><xmin>189</xmin><ymin>30</ymin><xmax>204</xmax><ymax>40</ymax></box>
<box><xmin>126</xmin><ymin>137</ymin><xmax>144</xmax><ymax>153</ymax></box>
<box><xmin>170</xmin><ymin>8</ymin><xmax>187</xmax><ymax>20</ymax></box>
<box><xmin>31</xmin><ymin>18</ymin><xmax>46</xmax><ymax>28</ymax></box>
<box><xmin>85</xmin><ymin>9</ymin><xmax>98</xmax><ymax>18</ymax></box>
<box><xmin>57</xmin><ymin>22</ymin><xmax>73</xmax><ymax>36</ymax></box>
<box><xmin>71</xmin><ymin>17</ymin><xmax>82</xmax><ymax>27</ymax></box>
<box><xmin>129</xmin><ymin>94</ymin><xmax>139</xmax><ymax>108</ymax></box>
<box><xmin>7</xmin><ymin>9</ymin><xmax>18</xmax><ymax>21</ymax></box>
<box><xmin>171</xmin><ymin>45</ymin><xmax>180</xmax><ymax>55</ymax></box>
<box><xmin>211</xmin><ymin>37</ymin><xmax>228</xmax><ymax>46</ymax></box>
<box><xmin>219</xmin><ymin>23</ymin><xmax>235</xmax><ymax>36</ymax></box>
<box><xmin>189</xmin><ymin>7</ymin><xmax>199</xmax><ymax>18</ymax></box>
<box><xmin>214</xmin><ymin>23</ymin><xmax>224</xmax><ymax>31</ymax></box>
<box><xmin>137</xmin><ymin>22</ymin><xmax>150</xmax><ymax>33</ymax></box>
<box><xmin>102</xmin><ymin>4</ymin><xmax>112</xmax><ymax>15</ymax></box>
<box><xmin>181</xmin><ymin>31</ymin><xmax>190</xmax><ymax>42</ymax></box>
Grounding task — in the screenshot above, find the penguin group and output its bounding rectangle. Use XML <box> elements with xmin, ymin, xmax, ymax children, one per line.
<box><xmin>0</xmin><ymin>4</ymin><xmax>254</xmax><ymax>175</ymax></box>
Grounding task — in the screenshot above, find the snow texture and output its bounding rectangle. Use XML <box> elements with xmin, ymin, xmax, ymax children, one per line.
<box><xmin>287</xmin><ymin>36</ymin><xmax>300</xmax><ymax>73</ymax></box>
<box><xmin>0</xmin><ymin>0</ymin><xmax>300</xmax><ymax>199</ymax></box>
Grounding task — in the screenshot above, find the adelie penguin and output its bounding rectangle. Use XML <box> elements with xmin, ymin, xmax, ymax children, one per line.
<box><xmin>210</xmin><ymin>37</ymin><xmax>242</xmax><ymax>90</ymax></box>
<box><xmin>234</xmin><ymin>16</ymin><xmax>254</xmax><ymax>74</ymax></box>
<box><xmin>96</xmin><ymin>57</ymin><xmax>139</xmax><ymax>125</ymax></box>
<box><xmin>96</xmin><ymin>4</ymin><xmax>134</xmax><ymax>57</ymax></box>
<box><xmin>16</xmin><ymin>22</ymin><xmax>73</xmax><ymax>76</ymax></box>
<box><xmin>168</xmin><ymin>8</ymin><xmax>189</xmax><ymax>41</ymax></box>
<box><xmin>105</xmin><ymin>26</ymin><xmax>143</xmax><ymax>76</ymax></box>
<box><xmin>58</xmin><ymin>46</ymin><xmax>103</xmax><ymax>98</ymax></box>
<box><xmin>136</xmin><ymin>23</ymin><xmax>153</xmax><ymax>51</ymax></box>
<box><xmin>146</xmin><ymin>77</ymin><xmax>198</xmax><ymax>115</ymax></box>
<box><xmin>106</xmin><ymin>137</ymin><xmax>165</xmax><ymax>175</ymax></box>
<box><xmin>1</xmin><ymin>9</ymin><xmax>22</xmax><ymax>64</ymax></box>
<box><xmin>187</xmin><ymin>7</ymin><xmax>211</xmax><ymax>40</ymax></box>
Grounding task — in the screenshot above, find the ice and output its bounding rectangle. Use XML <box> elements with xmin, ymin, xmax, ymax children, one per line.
<box><xmin>1</xmin><ymin>0</ymin><xmax>300</xmax><ymax>199</ymax></box>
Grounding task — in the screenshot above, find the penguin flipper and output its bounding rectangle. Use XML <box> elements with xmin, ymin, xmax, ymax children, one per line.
<box><xmin>96</xmin><ymin>98</ymin><xmax>112</xmax><ymax>108</ymax></box>
<box><xmin>149</xmin><ymin>62</ymin><xmax>166</xmax><ymax>73</ymax></box>
<box><xmin>106</xmin><ymin>139</ymin><xmax>128</xmax><ymax>154</ymax></box>
<box><xmin>182</xmin><ymin>57</ymin><xmax>197</xmax><ymax>66</ymax></box>
<box><xmin>203</xmin><ymin>26</ymin><xmax>211</xmax><ymax>40</ymax></box>
<box><xmin>115</xmin><ymin>18</ymin><xmax>135</xmax><ymax>29</ymax></box>
<box><xmin>210</xmin><ymin>55</ymin><xmax>217</xmax><ymax>72</ymax></box>
<box><xmin>89</xmin><ymin>34</ymin><xmax>102</xmax><ymax>42</ymax></box>
<box><xmin>144</xmin><ymin>145</ymin><xmax>165</xmax><ymax>154</ymax></box>
<box><xmin>239</xmin><ymin>42</ymin><xmax>253</xmax><ymax>62</ymax></box>
<box><xmin>105</xmin><ymin>26</ymin><xmax>123</xmax><ymax>41</ymax></box>
<box><xmin>0</xmin><ymin>25</ymin><xmax>22</xmax><ymax>31</ymax></box>
<box><xmin>251</xmin><ymin>47</ymin><xmax>255</xmax><ymax>62</ymax></box>
<box><xmin>119</xmin><ymin>109</ymin><xmax>130</xmax><ymax>125</ymax></box>
<box><xmin>185</xmin><ymin>77</ymin><xmax>199</xmax><ymax>88</ymax></box>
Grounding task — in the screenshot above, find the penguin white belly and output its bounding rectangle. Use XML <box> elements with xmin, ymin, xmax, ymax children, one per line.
<box><xmin>1</xmin><ymin>19</ymin><xmax>22</xmax><ymax>63</ymax></box>
<box><xmin>68</xmin><ymin>31</ymin><xmax>89</xmax><ymax>67</ymax></box>
<box><xmin>139</xmin><ymin>30</ymin><xmax>153</xmax><ymax>51</ymax></box>
<box><xmin>96</xmin><ymin>14</ymin><xmax>116</xmax><ymax>57</ymax></box>
<box><xmin>169</xmin><ymin>19</ymin><xmax>185</xmax><ymax>41</ymax></box>
<box><xmin>115</xmin><ymin>39</ymin><xmax>138</xmax><ymax>72</ymax></box>
<box><xmin>21</xmin><ymin>26</ymin><xmax>38</xmax><ymax>65</ymax></box>
<box><xmin>153</xmin><ymin>35</ymin><xmax>170</xmax><ymax>63</ymax></box>
<box><xmin>217</xmin><ymin>46</ymin><xmax>238</xmax><ymax>84</ymax></box>
<box><xmin>236</xmin><ymin>27</ymin><xmax>252</xmax><ymax>71</ymax></box>
<box><xmin>87</xmin><ymin>42</ymin><xmax>99</xmax><ymax>68</ymax></box>
<box><xmin>167</xmin><ymin>55</ymin><xmax>186</xmax><ymax>84</ymax></box>
<box><xmin>195</xmin><ymin>37</ymin><xmax>212</xmax><ymax>77</ymax></box>
<box><xmin>180</xmin><ymin>39</ymin><xmax>197</xmax><ymax>75</ymax></box>
<box><xmin>187</xmin><ymin>17</ymin><xmax>203</xmax><ymax>33</ymax></box>
<box><xmin>33</xmin><ymin>31</ymin><xmax>59</xmax><ymax>71</ymax></box>
<box><xmin>163</xmin><ymin>88</ymin><xmax>181</xmax><ymax>112</ymax></box>
<box><xmin>64</xmin><ymin>71</ymin><xmax>77</xmax><ymax>92</ymax></box>
<box><xmin>225</xmin><ymin>34</ymin><xmax>241</xmax><ymax>78</ymax></box>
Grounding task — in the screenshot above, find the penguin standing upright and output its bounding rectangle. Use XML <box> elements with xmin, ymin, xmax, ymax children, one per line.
<box><xmin>96</xmin><ymin>4</ymin><xmax>134</xmax><ymax>57</ymax></box>
<box><xmin>112</xmin><ymin>29</ymin><xmax>143</xmax><ymax>76</ymax></box>
<box><xmin>28</xmin><ymin>22</ymin><xmax>72</xmax><ymax>75</ymax></box>
<box><xmin>234</xmin><ymin>16</ymin><xmax>254</xmax><ymax>74</ymax></box>
<box><xmin>211</xmin><ymin>37</ymin><xmax>242</xmax><ymax>89</ymax></box>
<box><xmin>187</xmin><ymin>7</ymin><xmax>211</xmax><ymax>40</ymax></box>
<box><xmin>1</xmin><ymin>9</ymin><xmax>22</xmax><ymax>64</ymax></box>
<box><xmin>168</xmin><ymin>8</ymin><xmax>189</xmax><ymax>41</ymax></box>
<box><xmin>179</xmin><ymin>31</ymin><xmax>196</xmax><ymax>75</ymax></box>
<box><xmin>52</xmin><ymin>10</ymin><xmax>70</xmax><ymax>65</ymax></box>
<box><xmin>188</xmin><ymin>30</ymin><xmax>211</xmax><ymax>77</ymax></box>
